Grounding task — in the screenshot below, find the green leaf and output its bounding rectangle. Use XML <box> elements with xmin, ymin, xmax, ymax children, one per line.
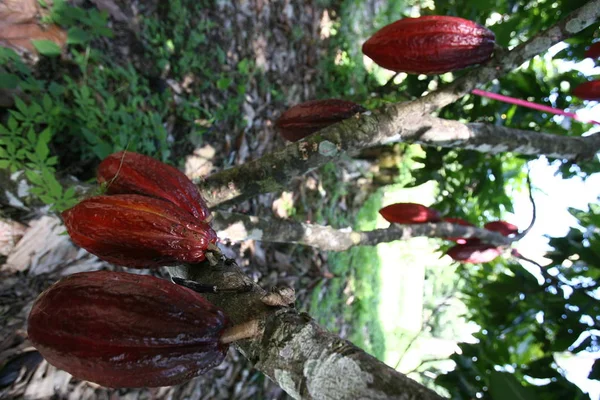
<box><xmin>488</xmin><ymin>371</ymin><xmax>536</xmax><ymax>400</ymax></box>
<box><xmin>42</xmin><ymin>168</ymin><xmax>62</xmax><ymax>196</ymax></box>
<box><xmin>237</xmin><ymin>58</ymin><xmax>250</xmax><ymax>75</ymax></box>
<box><xmin>67</xmin><ymin>27</ymin><xmax>90</xmax><ymax>45</ymax></box>
<box><xmin>39</xmin><ymin>194</ymin><xmax>56</xmax><ymax>205</ymax></box>
<box><xmin>42</xmin><ymin>94</ymin><xmax>53</xmax><ymax>111</ymax></box>
<box><xmin>25</xmin><ymin>170</ymin><xmax>43</xmax><ymax>185</ymax></box>
<box><xmin>32</xmin><ymin>103</ymin><xmax>44</xmax><ymax>118</ymax></box>
<box><xmin>216</xmin><ymin>76</ymin><xmax>232</xmax><ymax>90</ymax></box>
<box><xmin>14</xmin><ymin>97</ymin><xmax>29</xmax><ymax>116</ymax></box>
<box><xmin>36</xmin><ymin>128</ymin><xmax>52</xmax><ymax>160</ymax></box>
<box><xmin>0</xmin><ymin>160</ymin><xmax>10</xmax><ymax>169</ymax></box>
<box><xmin>7</xmin><ymin>116</ymin><xmax>18</xmax><ymax>131</ymax></box>
<box><xmin>31</xmin><ymin>40</ymin><xmax>62</xmax><ymax>57</ymax></box>
<box><xmin>0</xmin><ymin>73</ymin><xmax>19</xmax><ymax>89</ymax></box>
<box><xmin>92</xmin><ymin>142</ymin><xmax>113</xmax><ymax>159</ymax></box>
<box><xmin>64</xmin><ymin>186</ymin><xmax>76</xmax><ymax>199</ymax></box>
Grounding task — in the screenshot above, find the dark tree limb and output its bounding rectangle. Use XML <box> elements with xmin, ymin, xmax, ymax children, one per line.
<box><xmin>171</xmin><ymin>258</ymin><xmax>446</xmax><ymax>400</ymax></box>
<box><xmin>199</xmin><ymin>1</ymin><xmax>600</xmax><ymax>207</ymax></box>
<box><xmin>211</xmin><ymin>211</ymin><xmax>513</xmax><ymax>250</ymax></box>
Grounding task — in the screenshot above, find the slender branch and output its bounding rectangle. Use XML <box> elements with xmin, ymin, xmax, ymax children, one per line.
<box><xmin>199</xmin><ymin>2</ymin><xmax>600</xmax><ymax>207</ymax></box>
<box><xmin>394</xmin><ymin>285</ymin><xmax>461</xmax><ymax>370</ymax></box>
<box><xmin>170</xmin><ymin>258</ymin><xmax>446</xmax><ymax>400</ymax></box>
<box><xmin>514</xmin><ymin>167</ymin><xmax>537</xmax><ymax>240</ymax></box>
<box><xmin>404</xmin><ymin>358</ymin><xmax>450</xmax><ymax>376</ymax></box>
<box><xmin>211</xmin><ymin>211</ymin><xmax>513</xmax><ymax>250</ymax></box>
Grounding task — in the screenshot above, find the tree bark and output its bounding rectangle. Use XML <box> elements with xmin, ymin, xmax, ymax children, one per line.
<box><xmin>171</xmin><ymin>258</ymin><xmax>446</xmax><ymax>400</ymax></box>
<box><xmin>212</xmin><ymin>211</ymin><xmax>513</xmax><ymax>251</ymax></box>
<box><xmin>198</xmin><ymin>0</ymin><xmax>600</xmax><ymax>207</ymax></box>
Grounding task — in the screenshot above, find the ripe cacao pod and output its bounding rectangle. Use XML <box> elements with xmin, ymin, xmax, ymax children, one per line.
<box><xmin>483</xmin><ymin>220</ymin><xmax>518</xmax><ymax>236</ymax></box>
<box><xmin>28</xmin><ymin>271</ymin><xmax>230</xmax><ymax>388</ymax></box>
<box><xmin>97</xmin><ymin>151</ymin><xmax>211</xmax><ymax>222</ymax></box>
<box><xmin>442</xmin><ymin>217</ymin><xmax>474</xmax><ymax>244</ymax></box>
<box><xmin>379</xmin><ymin>203</ymin><xmax>441</xmax><ymax>224</ymax></box>
<box><xmin>447</xmin><ymin>242</ymin><xmax>501</xmax><ymax>263</ymax></box>
<box><xmin>276</xmin><ymin>99</ymin><xmax>366</xmax><ymax>142</ymax></box>
<box><xmin>585</xmin><ymin>42</ymin><xmax>600</xmax><ymax>59</ymax></box>
<box><xmin>572</xmin><ymin>80</ymin><xmax>600</xmax><ymax>101</ymax></box>
<box><xmin>61</xmin><ymin>194</ymin><xmax>217</xmax><ymax>268</ymax></box>
<box><xmin>362</xmin><ymin>16</ymin><xmax>495</xmax><ymax>74</ymax></box>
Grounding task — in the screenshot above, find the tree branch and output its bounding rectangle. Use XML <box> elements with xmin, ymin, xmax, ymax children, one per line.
<box><xmin>199</xmin><ymin>0</ymin><xmax>600</xmax><ymax>207</ymax></box>
<box><xmin>411</xmin><ymin>119</ymin><xmax>600</xmax><ymax>160</ymax></box>
<box><xmin>211</xmin><ymin>211</ymin><xmax>513</xmax><ymax>250</ymax></box>
<box><xmin>170</xmin><ymin>258</ymin><xmax>446</xmax><ymax>400</ymax></box>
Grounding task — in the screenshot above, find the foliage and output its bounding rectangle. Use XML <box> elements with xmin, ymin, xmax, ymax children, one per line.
<box><xmin>0</xmin><ymin>0</ymin><xmax>256</xmax><ymax>211</ymax></box>
<box><xmin>434</xmin><ymin>203</ymin><xmax>600</xmax><ymax>399</ymax></box>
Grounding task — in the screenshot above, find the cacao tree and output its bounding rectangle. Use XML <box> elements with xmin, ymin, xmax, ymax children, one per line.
<box><xmin>2</xmin><ymin>0</ymin><xmax>600</xmax><ymax>399</ymax></box>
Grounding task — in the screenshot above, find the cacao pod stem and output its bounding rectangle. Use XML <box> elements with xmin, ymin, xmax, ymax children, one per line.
<box><xmin>220</xmin><ymin>320</ymin><xmax>262</xmax><ymax>344</ymax></box>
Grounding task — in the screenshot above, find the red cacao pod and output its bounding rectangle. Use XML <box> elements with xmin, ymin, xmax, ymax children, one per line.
<box><xmin>584</xmin><ymin>42</ymin><xmax>600</xmax><ymax>59</ymax></box>
<box><xmin>362</xmin><ymin>16</ymin><xmax>495</xmax><ymax>74</ymax></box>
<box><xmin>379</xmin><ymin>203</ymin><xmax>441</xmax><ymax>224</ymax></box>
<box><xmin>97</xmin><ymin>151</ymin><xmax>211</xmax><ymax>222</ymax></box>
<box><xmin>447</xmin><ymin>242</ymin><xmax>501</xmax><ymax>263</ymax></box>
<box><xmin>572</xmin><ymin>80</ymin><xmax>600</xmax><ymax>101</ymax></box>
<box><xmin>276</xmin><ymin>99</ymin><xmax>366</xmax><ymax>142</ymax></box>
<box><xmin>28</xmin><ymin>271</ymin><xmax>230</xmax><ymax>388</ymax></box>
<box><xmin>442</xmin><ymin>217</ymin><xmax>474</xmax><ymax>244</ymax></box>
<box><xmin>483</xmin><ymin>220</ymin><xmax>518</xmax><ymax>236</ymax></box>
<box><xmin>61</xmin><ymin>195</ymin><xmax>217</xmax><ymax>268</ymax></box>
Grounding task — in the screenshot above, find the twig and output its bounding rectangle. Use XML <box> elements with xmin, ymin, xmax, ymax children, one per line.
<box><xmin>514</xmin><ymin>166</ymin><xmax>537</xmax><ymax>240</ymax></box>
<box><xmin>211</xmin><ymin>211</ymin><xmax>514</xmax><ymax>250</ymax></box>
<box><xmin>472</xmin><ymin>89</ymin><xmax>600</xmax><ymax>125</ymax></box>
<box><xmin>394</xmin><ymin>282</ymin><xmax>462</xmax><ymax>370</ymax></box>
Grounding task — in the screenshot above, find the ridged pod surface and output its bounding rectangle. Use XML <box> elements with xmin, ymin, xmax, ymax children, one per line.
<box><xmin>97</xmin><ymin>151</ymin><xmax>211</xmax><ymax>222</ymax></box>
<box><xmin>572</xmin><ymin>80</ymin><xmax>600</xmax><ymax>101</ymax></box>
<box><xmin>483</xmin><ymin>220</ymin><xmax>519</xmax><ymax>236</ymax></box>
<box><xmin>276</xmin><ymin>99</ymin><xmax>366</xmax><ymax>142</ymax></box>
<box><xmin>362</xmin><ymin>16</ymin><xmax>495</xmax><ymax>74</ymax></box>
<box><xmin>27</xmin><ymin>271</ymin><xmax>230</xmax><ymax>388</ymax></box>
<box><xmin>447</xmin><ymin>242</ymin><xmax>501</xmax><ymax>263</ymax></box>
<box><xmin>379</xmin><ymin>203</ymin><xmax>441</xmax><ymax>224</ymax></box>
<box><xmin>61</xmin><ymin>195</ymin><xmax>217</xmax><ymax>268</ymax></box>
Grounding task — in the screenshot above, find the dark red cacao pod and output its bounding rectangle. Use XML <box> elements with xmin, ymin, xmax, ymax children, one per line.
<box><xmin>28</xmin><ymin>271</ymin><xmax>230</xmax><ymax>388</ymax></box>
<box><xmin>483</xmin><ymin>220</ymin><xmax>518</xmax><ymax>236</ymax></box>
<box><xmin>61</xmin><ymin>195</ymin><xmax>217</xmax><ymax>268</ymax></box>
<box><xmin>447</xmin><ymin>242</ymin><xmax>501</xmax><ymax>263</ymax></box>
<box><xmin>572</xmin><ymin>80</ymin><xmax>600</xmax><ymax>101</ymax></box>
<box><xmin>97</xmin><ymin>151</ymin><xmax>211</xmax><ymax>222</ymax></box>
<box><xmin>362</xmin><ymin>16</ymin><xmax>495</xmax><ymax>74</ymax></box>
<box><xmin>276</xmin><ymin>99</ymin><xmax>366</xmax><ymax>142</ymax></box>
<box><xmin>584</xmin><ymin>42</ymin><xmax>600</xmax><ymax>59</ymax></box>
<box><xmin>442</xmin><ymin>217</ymin><xmax>474</xmax><ymax>244</ymax></box>
<box><xmin>379</xmin><ymin>203</ymin><xmax>441</xmax><ymax>224</ymax></box>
